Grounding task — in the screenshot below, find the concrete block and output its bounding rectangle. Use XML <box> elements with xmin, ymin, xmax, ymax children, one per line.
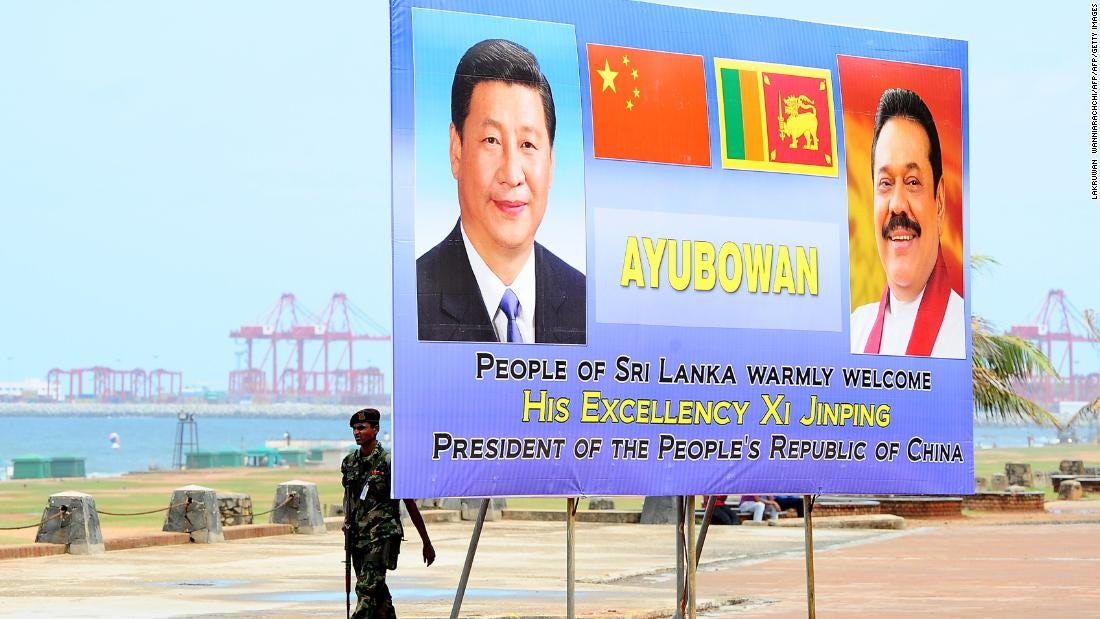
<box><xmin>640</xmin><ymin>496</ymin><xmax>677</xmax><ymax>524</ymax></box>
<box><xmin>459</xmin><ymin>498</ymin><xmax>507</xmax><ymax>521</ymax></box>
<box><xmin>990</xmin><ymin>474</ymin><xmax>1008</xmax><ymax>491</ymax></box>
<box><xmin>217</xmin><ymin>492</ymin><xmax>253</xmax><ymax>526</ymax></box>
<box><xmin>974</xmin><ymin>476</ymin><xmax>989</xmax><ymax>492</ymax></box>
<box><xmin>1058</xmin><ymin>479</ymin><xmax>1083</xmax><ymax>500</ymax></box>
<box><xmin>588</xmin><ymin>497</ymin><xmax>616</xmax><ymax>510</ymax></box>
<box><xmin>271</xmin><ymin>481</ymin><xmax>326</xmax><ymax>534</ymax></box>
<box><xmin>1032</xmin><ymin>471</ymin><xmax>1050</xmax><ymax>488</ymax></box>
<box><xmin>1005</xmin><ymin>463</ymin><xmax>1033</xmax><ymax>487</ymax></box>
<box><xmin>1060</xmin><ymin>460</ymin><xmax>1086</xmax><ymax>475</ymax></box>
<box><xmin>163</xmin><ymin>485</ymin><xmax>224</xmax><ymax>543</ymax></box>
<box><xmin>35</xmin><ymin>491</ymin><xmax>104</xmax><ymax>555</ymax></box>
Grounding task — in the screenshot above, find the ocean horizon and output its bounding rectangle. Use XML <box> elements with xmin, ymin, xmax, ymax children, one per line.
<box><xmin>2</xmin><ymin>412</ymin><xmax>390</xmax><ymax>479</ymax></box>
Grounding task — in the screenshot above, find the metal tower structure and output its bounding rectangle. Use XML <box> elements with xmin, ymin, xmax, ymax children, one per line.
<box><xmin>1009</xmin><ymin>289</ymin><xmax>1100</xmax><ymax>407</ymax></box>
<box><xmin>172</xmin><ymin>411</ymin><xmax>199</xmax><ymax>470</ymax></box>
<box><xmin>228</xmin><ymin>292</ymin><xmax>391</xmax><ymax>403</ymax></box>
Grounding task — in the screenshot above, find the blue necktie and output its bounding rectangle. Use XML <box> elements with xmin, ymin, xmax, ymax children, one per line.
<box><xmin>499</xmin><ymin>288</ymin><xmax>523</xmax><ymax>343</ymax></box>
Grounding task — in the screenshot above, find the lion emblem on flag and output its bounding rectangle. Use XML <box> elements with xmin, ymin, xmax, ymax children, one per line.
<box><xmin>778</xmin><ymin>94</ymin><xmax>819</xmax><ymax>151</ymax></box>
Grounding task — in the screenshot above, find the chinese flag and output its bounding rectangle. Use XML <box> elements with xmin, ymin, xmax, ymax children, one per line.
<box><xmin>587</xmin><ymin>44</ymin><xmax>711</xmax><ymax>166</ymax></box>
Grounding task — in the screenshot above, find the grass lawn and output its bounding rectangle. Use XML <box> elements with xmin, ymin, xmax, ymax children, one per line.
<box><xmin>2</xmin><ymin>442</ymin><xmax>1097</xmax><ymax>545</ymax></box>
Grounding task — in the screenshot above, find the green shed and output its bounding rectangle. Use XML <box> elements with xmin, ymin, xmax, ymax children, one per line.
<box><xmin>278</xmin><ymin>448</ymin><xmax>307</xmax><ymax>467</ymax></box>
<box><xmin>213</xmin><ymin>450</ymin><xmax>244</xmax><ymax>468</ymax></box>
<box><xmin>50</xmin><ymin>456</ymin><xmax>86</xmax><ymax>478</ymax></box>
<box><xmin>245</xmin><ymin>447</ymin><xmax>281</xmax><ymax>467</ymax></box>
<box><xmin>12</xmin><ymin>455</ymin><xmax>51</xmax><ymax>480</ymax></box>
<box><xmin>185</xmin><ymin>451</ymin><xmax>216</xmax><ymax>469</ymax></box>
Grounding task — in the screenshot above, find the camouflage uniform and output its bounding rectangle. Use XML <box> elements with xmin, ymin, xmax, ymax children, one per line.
<box><xmin>342</xmin><ymin>444</ymin><xmax>403</xmax><ymax>619</ymax></box>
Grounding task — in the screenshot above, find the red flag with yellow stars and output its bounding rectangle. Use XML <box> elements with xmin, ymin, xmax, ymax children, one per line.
<box><xmin>587</xmin><ymin>44</ymin><xmax>710</xmax><ymax>166</ymax></box>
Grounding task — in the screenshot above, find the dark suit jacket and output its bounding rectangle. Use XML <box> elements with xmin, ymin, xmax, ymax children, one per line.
<box><xmin>417</xmin><ymin>221</ymin><xmax>586</xmax><ymax>344</ymax></box>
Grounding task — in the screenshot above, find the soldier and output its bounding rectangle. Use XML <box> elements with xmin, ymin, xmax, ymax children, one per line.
<box><xmin>342</xmin><ymin>408</ymin><xmax>435</xmax><ymax>618</ymax></box>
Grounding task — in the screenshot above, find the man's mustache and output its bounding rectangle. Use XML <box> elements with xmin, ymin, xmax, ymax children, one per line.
<box><xmin>882</xmin><ymin>212</ymin><xmax>922</xmax><ymax>239</ymax></box>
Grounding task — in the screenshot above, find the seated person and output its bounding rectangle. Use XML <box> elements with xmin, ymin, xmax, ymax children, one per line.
<box><xmin>705</xmin><ymin>495</ymin><xmax>740</xmax><ymax>525</ymax></box>
<box><xmin>774</xmin><ymin>495</ymin><xmax>805</xmax><ymax>518</ymax></box>
<box><xmin>738</xmin><ymin>495</ymin><xmax>781</xmax><ymax>523</ymax></box>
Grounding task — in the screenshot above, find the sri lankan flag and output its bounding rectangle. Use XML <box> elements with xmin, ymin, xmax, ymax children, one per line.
<box><xmin>588</xmin><ymin>44</ymin><xmax>710</xmax><ymax>166</ymax></box>
<box><xmin>715</xmin><ymin>59</ymin><xmax>837</xmax><ymax>176</ymax></box>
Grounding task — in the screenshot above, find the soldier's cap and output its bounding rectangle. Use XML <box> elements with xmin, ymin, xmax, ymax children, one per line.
<box><xmin>350</xmin><ymin>408</ymin><xmax>381</xmax><ymax>427</ymax></box>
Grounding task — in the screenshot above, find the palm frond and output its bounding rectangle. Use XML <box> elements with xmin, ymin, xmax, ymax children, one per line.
<box><xmin>971</xmin><ymin>314</ymin><xmax>1060</xmax><ymax>426</ymax></box>
<box><xmin>969</xmin><ymin>254</ymin><xmax>999</xmax><ymax>273</ymax></box>
<box><xmin>1062</xmin><ymin>397</ymin><xmax>1100</xmax><ymax>429</ymax></box>
<box><xmin>1085</xmin><ymin>309</ymin><xmax>1100</xmax><ymax>340</ymax></box>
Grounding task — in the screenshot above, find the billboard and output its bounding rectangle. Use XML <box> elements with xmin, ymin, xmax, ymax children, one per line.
<box><xmin>391</xmin><ymin>0</ymin><xmax>971</xmax><ymax>497</ymax></box>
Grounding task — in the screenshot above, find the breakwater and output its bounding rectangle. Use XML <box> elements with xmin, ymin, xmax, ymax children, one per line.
<box><xmin>0</xmin><ymin>402</ymin><xmax>392</xmax><ymax>419</ymax></box>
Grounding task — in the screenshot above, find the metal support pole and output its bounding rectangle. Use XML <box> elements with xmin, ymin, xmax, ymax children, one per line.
<box><xmin>681</xmin><ymin>495</ymin><xmax>714</xmax><ymax>612</ymax></box>
<box><xmin>686</xmin><ymin>495</ymin><xmax>697</xmax><ymax>619</ymax></box>
<box><xmin>567</xmin><ymin>496</ymin><xmax>577</xmax><ymax>619</ymax></box>
<box><xmin>450</xmin><ymin>498</ymin><xmax>489</xmax><ymax>619</ymax></box>
<box><xmin>675</xmin><ymin>497</ymin><xmax>685</xmax><ymax>619</ymax></box>
<box><xmin>803</xmin><ymin>494</ymin><xmax>816</xmax><ymax>619</ymax></box>
<box><xmin>695</xmin><ymin>495</ymin><xmax>716</xmax><ymax>565</ymax></box>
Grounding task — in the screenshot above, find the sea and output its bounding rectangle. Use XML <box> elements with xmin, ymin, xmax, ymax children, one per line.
<box><xmin>0</xmin><ymin>413</ymin><xmax>392</xmax><ymax>479</ymax></box>
<box><xmin>0</xmin><ymin>413</ymin><xmax>1073</xmax><ymax>479</ymax></box>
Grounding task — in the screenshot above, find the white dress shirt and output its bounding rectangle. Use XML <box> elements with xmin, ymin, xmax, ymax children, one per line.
<box><xmin>850</xmin><ymin>287</ymin><xmax>966</xmax><ymax>359</ymax></box>
<box><xmin>461</xmin><ymin>223</ymin><xmax>536</xmax><ymax>343</ymax></box>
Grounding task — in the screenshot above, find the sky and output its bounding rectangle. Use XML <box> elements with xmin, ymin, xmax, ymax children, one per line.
<box><xmin>1</xmin><ymin>0</ymin><xmax>1097</xmax><ymax>389</ymax></box>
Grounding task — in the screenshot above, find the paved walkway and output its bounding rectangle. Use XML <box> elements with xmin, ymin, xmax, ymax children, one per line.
<box><xmin>3</xmin><ymin>505</ymin><xmax>1100</xmax><ymax>617</ymax></box>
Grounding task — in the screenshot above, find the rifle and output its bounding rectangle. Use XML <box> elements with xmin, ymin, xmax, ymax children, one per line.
<box><xmin>343</xmin><ymin>492</ymin><xmax>353</xmax><ymax>619</ymax></box>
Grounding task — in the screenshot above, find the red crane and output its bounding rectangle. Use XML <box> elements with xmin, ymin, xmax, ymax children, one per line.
<box><xmin>1009</xmin><ymin>289</ymin><xmax>1100</xmax><ymax>407</ymax></box>
<box><xmin>228</xmin><ymin>293</ymin><xmax>391</xmax><ymax>403</ymax></box>
<box><xmin>149</xmin><ymin>369</ymin><xmax>183</xmax><ymax>401</ymax></box>
<box><xmin>46</xmin><ymin>367</ymin><xmax>182</xmax><ymax>402</ymax></box>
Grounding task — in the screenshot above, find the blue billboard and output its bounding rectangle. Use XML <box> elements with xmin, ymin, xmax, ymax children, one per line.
<box><xmin>391</xmin><ymin>0</ymin><xmax>971</xmax><ymax>497</ymax></box>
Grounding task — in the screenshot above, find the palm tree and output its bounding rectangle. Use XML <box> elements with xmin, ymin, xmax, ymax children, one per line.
<box><xmin>971</xmin><ymin>256</ymin><xmax>1059</xmax><ymax>426</ymax></box>
<box><xmin>1060</xmin><ymin>309</ymin><xmax>1100</xmax><ymax>429</ymax></box>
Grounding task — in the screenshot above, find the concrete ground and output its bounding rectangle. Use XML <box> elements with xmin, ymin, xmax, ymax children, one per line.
<box><xmin>3</xmin><ymin>503</ymin><xmax>1100</xmax><ymax>618</ymax></box>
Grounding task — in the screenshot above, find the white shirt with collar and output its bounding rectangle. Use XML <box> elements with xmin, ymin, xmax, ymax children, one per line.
<box><xmin>850</xmin><ymin>286</ymin><xmax>966</xmax><ymax>359</ymax></box>
<box><xmin>461</xmin><ymin>223</ymin><xmax>536</xmax><ymax>343</ymax></box>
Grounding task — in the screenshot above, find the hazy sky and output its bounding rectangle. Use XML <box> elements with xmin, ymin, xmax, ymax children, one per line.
<box><xmin>1</xmin><ymin>0</ymin><xmax>1096</xmax><ymax>388</ymax></box>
